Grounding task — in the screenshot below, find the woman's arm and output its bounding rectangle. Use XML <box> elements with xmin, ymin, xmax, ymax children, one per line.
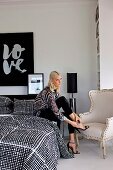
<box><xmin>47</xmin><ymin>91</ymin><xmax>81</xmax><ymax>128</ymax></box>
<box><xmin>64</xmin><ymin>116</ymin><xmax>80</xmax><ymax>127</ymax></box>
<box><xmin>47</xmin><ymin>92</ymin><xmax>78</xmax><ymax>126</ymax></box>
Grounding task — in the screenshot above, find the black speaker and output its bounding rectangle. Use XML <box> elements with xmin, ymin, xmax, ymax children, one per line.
<box><xmin>67</xmin><ymin>73</ymin><xmax>77</xmax><ymax>93</ymax></box>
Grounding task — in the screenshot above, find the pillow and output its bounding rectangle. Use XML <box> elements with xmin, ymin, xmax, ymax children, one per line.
<box><xmin>0</xmin><ymin>96</ymin><xmax>13</xmax><ymax>114</ymax></box>
<box><xmin>0</xmin><ymin>106</ymin><xmax>12</xmax><ymax>114</ymax></box>
<box><xmin>13</xmin><ymin>98</ymin><xmax>35</xmax><ymax>115</ymax></box>
<box><xmin>0</xmin><ymin>96</ymin><xmax>13</xmax><ymax>107</ymax></box>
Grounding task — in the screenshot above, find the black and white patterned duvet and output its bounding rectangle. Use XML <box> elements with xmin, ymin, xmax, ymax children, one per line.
<box><xmin>0</xmin><ymin>115</ymin><xmax>73</xmax><ymax>170</ymax></box>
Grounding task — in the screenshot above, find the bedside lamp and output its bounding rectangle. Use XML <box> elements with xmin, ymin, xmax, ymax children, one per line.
<box><xmin>67</xmin><ymin>73</ymin><xmax>77</xmax><ymax>112</ymax></box>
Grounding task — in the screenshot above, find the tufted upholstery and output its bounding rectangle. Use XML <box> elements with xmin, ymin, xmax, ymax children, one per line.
<box><xmin>78</xmin><ymin>89</ymin><xmax>113</xmax><ymax>158</ymax></box>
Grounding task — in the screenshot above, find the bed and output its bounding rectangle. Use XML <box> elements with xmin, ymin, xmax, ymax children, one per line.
<box><xmin>0</xmin><ymin>96</ymin><xmax>73</xmax><ymax>170</ymax></box>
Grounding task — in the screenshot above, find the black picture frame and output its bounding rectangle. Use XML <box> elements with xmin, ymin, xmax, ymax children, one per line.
<box><xmin>28</xmin><ymin>73</ymin><xmax>44</xmax><ymax>95</ymax></box>
<box><xmin>0</xmin><ymin>32</ymin><xmax>34</xmax><ymax>86</ymax></box>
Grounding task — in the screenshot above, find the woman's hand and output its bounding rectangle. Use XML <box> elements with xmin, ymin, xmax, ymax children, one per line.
<box><xmin>64</xmin><ymin>117</ymin><xmax>85</xmax><ymax>129</ymax></box>
<box><xmin>71</xmin><ymin>121</ymin><xmax>79</xmax><ymax>128</ymax></box>
<box><xmin>75</xmin><ymin>113</ymin><xmax>81</xmax><ymax>123</ymax></box>
<box><xmin>71</xmin><ymin>120</ymin><xmax>84</xmax><ymax>129</ymax></box>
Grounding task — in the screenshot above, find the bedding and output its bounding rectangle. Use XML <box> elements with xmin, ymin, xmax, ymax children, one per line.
<box><xmin>0</xmin><ymin>115</ymin><xmax>73</xmax><ymax>170</ymax></box>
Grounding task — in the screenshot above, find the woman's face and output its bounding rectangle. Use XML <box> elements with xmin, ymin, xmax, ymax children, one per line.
<box><xmin>52</xmin><ymin>74</ymin><xmax>62</xmax><ymax>89</ymax></box>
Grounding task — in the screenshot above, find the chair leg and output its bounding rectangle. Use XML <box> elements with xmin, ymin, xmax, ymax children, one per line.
<box><xmin>101</xmin><ymin>140</ymin><xmax>106</xmax><ymax>159</ymax></box>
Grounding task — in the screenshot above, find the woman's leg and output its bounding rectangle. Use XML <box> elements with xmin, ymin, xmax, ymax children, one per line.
<box><xmin>56</xmin><ymin>96</ymin><xmax>80</xmax><ymax>153</ymax></box>
<box><xmin>56</xmin><ymin>96</ymin><xmax>82</xmax><ymax>131</ymax></box>
<box><xmin>39</xmin><ymin>108</ymin><xmax>61</xmax><ymax>129</ymax></box>
<box><xmin>56</xmin><ymin>96</ymin><xmax>72</xmax><ymax>114</ymax></box>
<box><xmin>56</xmin><ymin>96</ymin><xmax>77</xmax><ymax>121</ymax></box>
<box><xmin>56</xmin><ymin>96</ymin><xmax>85</xmax><ymax>130</ymax></box>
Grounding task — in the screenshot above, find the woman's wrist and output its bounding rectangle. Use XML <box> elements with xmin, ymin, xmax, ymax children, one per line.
<box><xmin>64</xmin><ymin>117</ymin><xmax>72</xmax><ymax>125</ymax></box>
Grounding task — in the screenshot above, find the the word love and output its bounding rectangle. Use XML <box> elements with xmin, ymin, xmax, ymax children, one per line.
<box><xmin>3</xmin><ymin>44</ymin><xmax>27</xmax><ymax>75</ymax></box>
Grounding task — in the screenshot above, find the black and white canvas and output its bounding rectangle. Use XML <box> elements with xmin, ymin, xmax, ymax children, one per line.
<box><xmin>0</xmin><ymin>32</ymin><xmax>34</xmax><ymax>86</ymax></box>
<box><xmin>28</xmin><ymin>73</ymin><xmax>44</xmax><ymax>95</ymax></box>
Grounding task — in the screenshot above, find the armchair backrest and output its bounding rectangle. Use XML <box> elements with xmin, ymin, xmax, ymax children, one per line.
<box><xmin>89</xmin><ymin>89</ymin><xmax>113</xmax><ymax>123</ymax></box>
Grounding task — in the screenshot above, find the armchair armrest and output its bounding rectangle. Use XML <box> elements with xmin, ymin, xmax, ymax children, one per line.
<box><xmin>103</xmin><ymin>117</ymin><xmax>113</xmax><ymax>140</ymax></box>
<box><xmin>79</xmin><ymin>112</ymin><xmax>94</xmax><ymax>123</ymax></box>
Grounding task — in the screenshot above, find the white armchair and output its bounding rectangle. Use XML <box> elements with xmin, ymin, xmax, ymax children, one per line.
<box><xmin>78</xmin><ymin>89</ymin><xmax>113</xmax><ymax>158</ymax></box>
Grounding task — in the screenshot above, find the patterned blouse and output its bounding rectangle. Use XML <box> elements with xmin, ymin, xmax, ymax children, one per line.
<box><xmin>35</xmin><ymin>86</ymin><xmax>65</xmax><ymax>121</ymax></box>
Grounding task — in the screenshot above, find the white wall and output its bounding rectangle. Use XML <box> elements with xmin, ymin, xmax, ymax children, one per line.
<box><xmin>99</xmin><ymin>0</ymin><xmax>113</xmax><ymax>89</ymax></box>
<box><xmin>0</xmin><ymin>0</ymin><xmax>97</xmax><ymax>113</ymax></box>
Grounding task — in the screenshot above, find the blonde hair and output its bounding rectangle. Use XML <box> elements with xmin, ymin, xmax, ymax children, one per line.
<box><xmin>48</xmin><ymin>71</ymin><xmax>61</xmax><ymax>93</ymax></box>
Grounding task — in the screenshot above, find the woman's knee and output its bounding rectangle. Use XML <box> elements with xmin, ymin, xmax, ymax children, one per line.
<box><xmin>59</xmin><ymin>96</ymin><xmax>67</xmax><ymax>102</ymax></box>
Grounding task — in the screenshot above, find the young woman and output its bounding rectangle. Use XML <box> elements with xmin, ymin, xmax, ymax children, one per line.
<box><xmin>35</xmin><ymin>71</ymin><xmax>89</xmax><ymax>154</ymax></box>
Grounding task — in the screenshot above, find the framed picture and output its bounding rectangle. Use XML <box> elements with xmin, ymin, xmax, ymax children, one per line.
<box><xmin>0</xmin><ymin>32</ymin><xmax>34</xmax><ymax>86</ymax></box>
<box><xmin>28</xmin><ymin>73</ymin><xmax>44</xmax><ymax>95</ymax></box>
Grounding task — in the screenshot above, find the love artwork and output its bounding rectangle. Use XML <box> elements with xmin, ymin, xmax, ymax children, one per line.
<box><xmin>0</xmin><ymin>32</ymin><xmax>34</xmax><ymax>86</ymax></box>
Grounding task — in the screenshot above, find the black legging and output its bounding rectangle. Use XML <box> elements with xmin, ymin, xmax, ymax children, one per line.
<box><xmin>39</xmin><ymin>96</ymin><xmax>75</xmax><ymax>134</ymax></box>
